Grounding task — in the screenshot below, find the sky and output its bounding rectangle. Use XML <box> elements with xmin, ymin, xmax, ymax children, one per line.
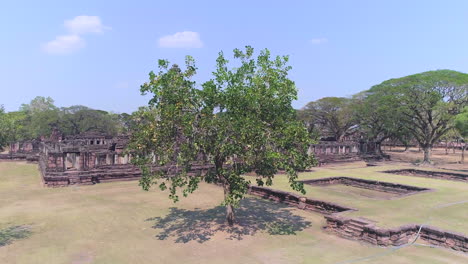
<box><xmin>1</xmin><ymin>0</ymin><xmax>467</xmax><ymax>113</ymax></box>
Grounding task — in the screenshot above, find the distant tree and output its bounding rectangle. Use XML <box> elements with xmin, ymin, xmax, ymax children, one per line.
<box><xmin>351</xmin><ymin>90</ymin><xmax>408</xmax><ymax>155</ymax></box>
<box><xmin>300</xmin><ymin>97</ymin><xmax>355</xmax><ymax>141</ymax></box>
<box><xmin>18</xmin><ymin>96</ymin><xmax>60</xmax><ymax>139</ymax></box>
<box><xmin>369</xmin><ymin>70</ymin><xmax>468</xmax><ymax>163</ymax></box>
<box><xmin>20</xmin><ymin>96</ymin><xmax>56</xmax><ymax>113</ymax></box>
<box><xmin>116</xmin><ymin>112</ymin><xmax>135</xmax><ymax>133</ymax></box>
<box><xmin>129</xmin><ymin>47</ymin><xmax>314</xmax><ymax>225</ymax></box>
<box><xmin>454</xmin><ymin>107</ymin><xmax>468</xmax><ymax>163</ymax></box>
<box><xmin>5</xmin><ymin>111</ymin><xmax>32</xmax><ymax>141</ymax></box>
<box><xmin>0</xmin><ymin>106</ymin><xmax>8</xmax><ymax>150</ymax></box>
<box><xmin>60</xmin><ymin>105</ymin><xmax>121</xmax><ymax>136</ymax></box>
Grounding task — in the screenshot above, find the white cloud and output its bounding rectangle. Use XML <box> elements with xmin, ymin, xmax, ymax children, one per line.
<box><xmin>158</xmin><ymin>31</ymin><xmax>203</xmax><ymax>48</ymax></box>
<box><xmin>42</xmin><ymin>15</ymin><xmax>109</xmax><ymax>55</ymax></box>
<box><xmin>310</xmin><ymin>37</ymin><xmax>328</xmax><ymax>44</ymax></box>
<box><xmin>42</xmin><ymin>35</ymin><xmax>85</xmax><ymax>54</ymax></box>
<box><xmin>64</xmin><ymin>15</ymin><xmax>110</xmax><ymax>34</ymax></box>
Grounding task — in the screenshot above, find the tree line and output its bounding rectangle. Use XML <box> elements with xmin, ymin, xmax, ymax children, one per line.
<box><xmin>0</xmin><ymin>96</ymin><xmax>133</xmax><ymax>150</ymax></box>
<box><xmin>297</xmin><ymin>70</ymin><xmax>468</xmax><ymax>163</ymax></box>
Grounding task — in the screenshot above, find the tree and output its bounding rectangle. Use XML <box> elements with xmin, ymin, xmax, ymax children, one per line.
<box><xmin>59</xmin><ymin>105</ymin><xmax>121</xmax><ymax>136</ymax></box>
<box><xmin>300</xmin><ymin>97</ymin><xmax>355</xmax><ymax>141</ymax></box>
<box><xmin>454</xmin><ymin>107</ymin><xmax>468</xmax><ymax>163</ymax></box>
<box><xmin>129</xmin><ymin>47</ymin><xmax>314</xmax><ymax>225</ymax></box>
<box><xmin>20</xmin><ymin>96</ymin><xmax>56</xmax><ymax>114</ymax></box>
<box><xmin>19</xmin><ymin>96</ymin><xmax>60</xmax><ymax>139</ymax></box>
<box><xmin>351</xmin><ymin>90</ymin><xmax>408</xmax><ymax>155</ymax></box>
<box><xmin>0</xmin><ymin>106</ymin><xmax>9</xmax><ymax>150</ymax></box>
<box><xmin>370</xmin><ymin>70</ymin><xmax>468</xmax><ymax>163</ymax></box>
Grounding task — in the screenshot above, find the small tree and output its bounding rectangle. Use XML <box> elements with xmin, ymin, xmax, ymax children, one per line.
<box><xmin>369</xmin><ymin>70</ymin><xmax>468</xmax><ymax>163</ymax></box>
<box><xmin>129</xmin><ymin>47</ymin><xmax>314</xmax><ymax>225</ymax></box>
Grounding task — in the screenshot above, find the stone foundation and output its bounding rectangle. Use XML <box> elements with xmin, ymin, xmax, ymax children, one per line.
<box><xmin>247</xmin><ymin>185</ymin><xmax>467</xmax><ymax>253</ymax></box>
<box><xmin>325</xmin><ymin>214</ymin><xmax>467</xmax><ymax>252</ymax></box>
<box><xmin>301</xmin><ymin>177</ymin><xmax>432</xmax><ymax>198</ymax></box>
<box><xmin>383</xmin><ymin>169</ymin><xmax>468</xmax><ymax>182</ymax></box>
<box><xmin>247</xmin><ymin>185</ymin><xmax>355</xmax><ymax>215</ymax></box>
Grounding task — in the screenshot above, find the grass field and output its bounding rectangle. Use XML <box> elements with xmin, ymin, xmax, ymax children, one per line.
<box><xmin>0</xmin><ymin>161</ymin><xmax>467</xmax><ymax>264</ymax></box>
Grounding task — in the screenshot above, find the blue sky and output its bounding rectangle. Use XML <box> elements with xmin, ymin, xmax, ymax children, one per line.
<box><xmin>1</xmin><ymin>0</ymin><xmax>467</xmax><ymax>113</ymax></box>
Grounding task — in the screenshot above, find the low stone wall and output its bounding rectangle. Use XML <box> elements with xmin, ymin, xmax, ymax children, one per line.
<box><xmin>246</xmin><ymin>185</ymin><xmax>467</xmax><ymax>252</ymax></box>
<box><xmin>301</xmin><ymin>177</ymin><xmax>432</xmax><ymax>197</ymax></box>
<box><xmin>247</xmin><ymin>185</ymin><xmax>355</xmax><ymax>215</ymax></box>
<box><xmin>325</xmin><ymin>214</ymin><xmax>468</xmax><ymax>252</ymax></box>
<box><xmin>0</xmin><ymin>153</ymin><xmax>39</xmax><ymax>162</ymax></box>
<box><xmin>383</xmin><ymin>169</ymin><xmax>468</xmax><ymax>182</ymax></box>
<box><xmin>39</xmin><ymin>162</ymin><xmax>214</xmax><ymax>187</ymax></box>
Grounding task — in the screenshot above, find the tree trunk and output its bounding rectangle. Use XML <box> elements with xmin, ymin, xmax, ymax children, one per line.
<box><xmin>223</xmin><ymin>184</ymin><xmax>235</xmax><ymax>226</ymax></box>
<box><xmin>404</xmin><ymin>144</ymin><xmax>409</xmax><ymax>152</ymax></box>
<box><xmin>461</xmin><ymin>146</ymin><xmax>465</xmax><ymax>164</ymax></box>
<box><xmin>445</xmin><ymin>141</ymin><xmax>449</xmax><ymax>155</ymax></box>
<box><xmin>215</xmin><ymin>156</ymin><xmax>235</xmax><ymax>226</ymax></box>
<box><xmin>423</xmin><ymin>146</ymin><xmax>432</xmax><ymax>163</ymax></box>
<box><xmin>376</xmin><ymin>141</ymin><xmax>384</xmax><ymax>156</ymax></box>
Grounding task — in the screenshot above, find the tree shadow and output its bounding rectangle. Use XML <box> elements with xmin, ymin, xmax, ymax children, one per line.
<box><xmin>0</xmin><ymin>225</ymin><xmax>32</xmax><ymax>247</ymax></box>
<box><xmin>145</xmin><ymin>197</ymin><xmax>312</xmax><ymax>243</ymax></box>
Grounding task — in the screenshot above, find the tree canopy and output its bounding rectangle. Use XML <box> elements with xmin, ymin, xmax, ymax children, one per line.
<box><xmin>368</xmin><ymin>70</ymin><xmax>468</xmax><ymax>163</ymax></box>
<box><xmin>0</xmin><ymin>96</ymin><xmax>129</xmax><ymax>143</ymax></box>
<box><xmin>299</xmin><ymin>97</ymin><xmax>355</xmax><ymax>141</ymax></box>
<box><xmin>454</xmin><ymin>106</ymin><xmax>468</xmax><ymax>163</ymax></box>
<box><xmin>129</xmin><ymin>47</ymin><xmax>314</xmax><ymax>225</ymax></box>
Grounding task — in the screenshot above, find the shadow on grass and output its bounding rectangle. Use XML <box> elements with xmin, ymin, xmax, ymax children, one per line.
<box><xmin>145</xmin><ymin>197</ymin><xmax>312</xmax><ymax>243</ymax></box>
<box><xmin>0</xmin><ymin>225</ymin><xmax>32</xmax><ymax>247</ymax></box>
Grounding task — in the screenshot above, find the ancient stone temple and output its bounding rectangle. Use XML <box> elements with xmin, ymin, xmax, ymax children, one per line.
<box><xmin>2</xmin><ymin>131</ymin><xmax>381</xmax><ymax>186</ymax></box>
<box><xmin>1</xmin><ymin>132</ymin><xmax>212</xmax><ymax>187</ymax></box>
<box><xmin>37</xmin><ymin>132</ymin><xmax>139</xmax><ymax>186</ymax></box>
<box><xmin>309</xmin><ymin>141</ymin><xmax>380</xmax><ymax>165</ymax></box>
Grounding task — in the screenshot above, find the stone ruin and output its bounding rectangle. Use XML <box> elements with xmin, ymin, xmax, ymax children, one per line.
<box><xmin>247</xmin><ymin>185</ymin><xmax>468</xmax><ymax>252</ymax></box>
<box><xmin>1</xmin><ymin>132</ymin><xmax>384</xmax><ymax>187</ymax></box>
<box><xmin>1</xmin><ymin>133</ymin><xmax>467</xmax><ymax>252</ymax></box>
<box><xmin>309</xmin><ymin>141</ymin><xmax>383</xmax><ymax>166</ymax></box>
<box><xmin>383</xmin><ymin>169</ymin><xmax>468</xmax><ymax>182</ymax></box>
<box><xmin>37</xmin><ymin>132</ymin><xmax>138</xmax><ymax>186</ymax></box>
<box><xmin>0</xmin><ymin>140</ymin><xmax>41</xmax><ymax>161</ymax></box>
<box><xmin>301</xmin><ymin>177</ymin><xmax>433</xmax><ymax>199</ymax></box>
<box><xmin>0</xmin><ymin>131</ymin><xmax>211</xmax><ymax>187</ymax></box>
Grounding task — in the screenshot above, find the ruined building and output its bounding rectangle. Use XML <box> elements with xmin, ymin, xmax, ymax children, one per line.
<box><xmin>1</xmin><ymin>131</ymin><xmax>379</xmax><ymax>187</ymax></box>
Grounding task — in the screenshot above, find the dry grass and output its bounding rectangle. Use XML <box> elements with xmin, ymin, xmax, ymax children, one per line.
<box><xmin>0</xmin><ymin>161</ymin><xmax>467</xmax><ymax>264</ymax></box>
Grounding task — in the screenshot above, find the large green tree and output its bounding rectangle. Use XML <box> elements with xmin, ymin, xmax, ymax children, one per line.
<box><xmin>59</xmin><ymin>105</ymin><xmax>121</xmax><ymax>136</ymax></box>
<box><xmin>369</xmin><ymin>70</ymin><xmax>468</xmax><ymax>163</ymax></box>
<box><xmin>129</xmin><ymin>47</ymin><xmax>314</xmax><ymax>225</ymax></box>
<box><xmin>300</xmin><ymin>97</ymin><xmax>355</xmax><ymax>141</ymax></box>
<box><xmin>351</xmin><ymin>90</ymin><xmax>408</xmax><ymax>155</ymax></box>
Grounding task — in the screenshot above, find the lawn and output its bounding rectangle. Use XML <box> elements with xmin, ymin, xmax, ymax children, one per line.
<box><xmin>0</xmin><ymin>161</ymin><xmax>467</xmax><ymax>264</ymax></box>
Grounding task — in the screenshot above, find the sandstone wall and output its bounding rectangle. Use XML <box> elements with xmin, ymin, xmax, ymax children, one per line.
<box><xmin>325</xmin><ymin>214</ymin><xmax>467</xmax><ymax>252</ymax></box>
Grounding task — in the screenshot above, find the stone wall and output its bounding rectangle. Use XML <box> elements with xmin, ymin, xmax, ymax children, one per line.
<box><xmin>301</xmin><ymin>177</ymin><xmax>432</xmax><ymax>197</ymax></box>
<box><xmin>325</xmin><ymin>214</ymin><xmax>467</xmax><ymax>252</ymax></box>
<box><xmin>247</xmin><ymin>185</ymin><xmax>467</xmax><ymax>252</ymax></box>
<box><xmin>383</xmin><ymin>169</ymin><xmax>468</xmax><ymax>182</ymax></box>
<box><xmin>309</xmin><ymin>142</ymin><xmax>361</xmax><ymax>166</ymax></box>
<box><xmin>247</xmin><ymin>185</ymin><xmax>355</xmax><ymax>215</ymax></box>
